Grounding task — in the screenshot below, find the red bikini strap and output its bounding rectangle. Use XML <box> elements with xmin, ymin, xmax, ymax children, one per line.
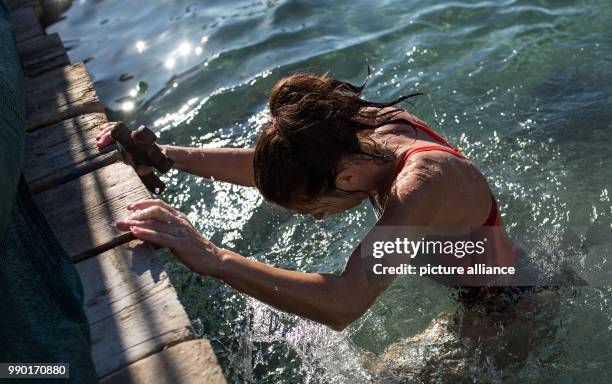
<box><xmin>482</xmin><ymin>194</ymin><xmax>501</xmax><ymax>226</ymax></box>
<box><xmin>392</xmin><ymin>146</ymin><xmax>501</xmax><ymax>227</ymax></box>
<box><xmin>406</xmin><ymin>117</ymin><xmax>454</xmax><ymax>147</ymax></box>
<box><xmin>393</xmin><ymin>145</ymin><xmax>464</xmax><ymax>178</ymax></box>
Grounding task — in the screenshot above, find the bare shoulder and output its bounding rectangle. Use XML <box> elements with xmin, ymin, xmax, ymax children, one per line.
<box><xmin>381</xmin><ymin>153</ymin><xmax>450</xmax><ymax>226</ymax></box>
<box><xmin>394</xmin><ymin>150</ymin><xmax>456</xmax><ymax>197</ymax></box>
<box><xmin>384</xmin><ymin>150</ymin><xmax>491</xmax><ymax>226</ymax></box>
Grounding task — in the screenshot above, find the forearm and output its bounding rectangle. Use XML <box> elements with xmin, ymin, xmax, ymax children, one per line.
<box><xmin>161</xmin><ymin>145</ymin><xmax>255</xmax><ymax>187</ymax></box>
<box><xmin>213</xmin><ymin>249</ymin><xmax>364</xmax><ymax>330</ymax></box>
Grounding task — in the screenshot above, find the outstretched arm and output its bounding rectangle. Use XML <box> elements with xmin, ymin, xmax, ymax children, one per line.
<box><xmin>215</xmin><ymin>243</ymin><xmax>384</xmax><ymax>331</ymax></box>
<box><xmin>96</xmin><ymin>122</ymin><xmax>255</xmax><ymax>187</ymax></box>
<box><xmin>114</xmin><ymin>178</ymin><xmax>437</xmax><ymax>330</ymax></box>
<box><xmin>115</xmin><ymin>199</ymin><xmax>403</xmax><ymax>330</ymax></box>
<box><xmin>162</xmin><ymin>146</ymin><xmax>254</xmax><ymax>187</ymax></box>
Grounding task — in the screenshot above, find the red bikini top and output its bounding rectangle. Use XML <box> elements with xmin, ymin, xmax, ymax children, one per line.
<box><xmin>391</xmin><ymin>116</ymin><xmax>501</xmax><ymax>227</ymax></box>
<box><xmin>386</xmin><ymin>116</ymin><xmax>517</xmax><ymax>285</ymax></box>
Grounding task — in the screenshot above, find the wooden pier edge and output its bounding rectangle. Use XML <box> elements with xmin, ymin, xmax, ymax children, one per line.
<box><xmin>100</xmin><ymin>340</ymin><xmax>226</xmax><ymax>384</ymax></box>
<box><xmin>8</xmin><ymin>1</ymin><xmax>226</xmax><ymax>382</ymax></box>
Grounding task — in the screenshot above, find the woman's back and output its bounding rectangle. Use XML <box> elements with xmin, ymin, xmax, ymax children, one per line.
<box><xmin>371</xmin><ymin>108</ymin><xmax>496</xmax><ymax>228</ymax></box>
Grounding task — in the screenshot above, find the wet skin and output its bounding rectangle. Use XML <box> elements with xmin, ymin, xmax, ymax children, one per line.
<box><xmin>98</xmin><ymin>108</ymin><xmax>550</xmax><ymax>363</ymax></box>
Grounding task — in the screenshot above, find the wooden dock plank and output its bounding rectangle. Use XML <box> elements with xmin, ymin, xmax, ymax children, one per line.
<box><xmin>7</xmin><ymin>0</ymin><xmax>42</xmax><ymax>19</ymax></box>
<box><xmin>100</xmin><ymin>340</ymin><xmax>226</xmax><ymax>384</ymax></box>
<box><xmin>75</xmin><ymin>241</ymin><xmax>196</xmax><ymax>378</ymax></box>
<box><xmin>11</xmin><ymin>6</ymin><xmax>42</xmax><ymax>43</ymax></box>
<box><xmin>11</xmin><ymin>2</ymin><xmax>226</xmax><ymax>382</ymax></box>
<box><xmin>17</xmin><ymin>33</ymin><xmax>70</xmax><ymax>77</ymax></box>
<box><xmin>33</xmin><ymin>162</ymin><xmax>151</xmax><ymax>261</ymax></box>
<box><xmin>25</xmin><ymin>62</ymin><xmax>104</xmax><ymax>131</ymax></box>
<box><xmin>24</xmin><ymin>113</ymin><xmax>118</xmax><ymax>194</ymax></box>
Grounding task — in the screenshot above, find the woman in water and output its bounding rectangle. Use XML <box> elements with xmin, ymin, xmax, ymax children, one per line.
<box><xmin>97</xmin><ymin>70</ymin><xmax>558</xmax><ymax>377</ymax></box>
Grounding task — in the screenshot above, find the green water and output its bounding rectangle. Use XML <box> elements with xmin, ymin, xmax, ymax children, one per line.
<box><xmin>49</xmin><ymin>0</ymin><xmax>612</xmax><ymax>382</ymax></box>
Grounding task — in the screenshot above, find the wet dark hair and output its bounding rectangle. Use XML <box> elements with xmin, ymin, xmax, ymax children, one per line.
<box><xmin>253</xmin><ymin>68</ymin><xmax>424</xmax><ymax>209</ymax></box>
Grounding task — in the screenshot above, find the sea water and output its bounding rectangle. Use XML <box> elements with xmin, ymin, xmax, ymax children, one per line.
<box><xmin>49</xmin><ymin>1</ymin><xmax>612</xmax><ymax>382</ymax></box>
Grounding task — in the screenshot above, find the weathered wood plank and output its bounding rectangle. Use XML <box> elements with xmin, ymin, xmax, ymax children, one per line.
<box><xmin>11</xmin><ymin>6</ymin><xmax>42</xmax><ymax>43</ymax></box>
<box><xmin>24</xmin><ymin>113</ymin><xmax>119</xmax><ymax>194</ymax></box>
<box><xmin>100</xmin><ymin>340</ymin><xmax>226</xmax><ymax>384</ymax></box>
<box><xmin>25</xmin><ymin>62</ymin><xmax>104</xmax><ymax>131</ymax></box>
<box><xmin>17</xmin><ymin>33</ymin><xmax>70</xmax><ymax>77</ymax></box>
<box><xmin>7</xmin><ymin>0</ymin><xmax>42</xmax><ymax>19</ymax></box>
<box><xmin>75</xmin><ymin>241</ymin><xmax>196</xmax><ymax>378</ymax></box>
<box><xmin>11</xmin><ymin>4</ymin><xmax>226</xmax><ymax>382</ymax></box>
<box><xmin>34</xmin><ymin>162</ymin><xmax>151</xmax><ymax>261</ymax></box>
